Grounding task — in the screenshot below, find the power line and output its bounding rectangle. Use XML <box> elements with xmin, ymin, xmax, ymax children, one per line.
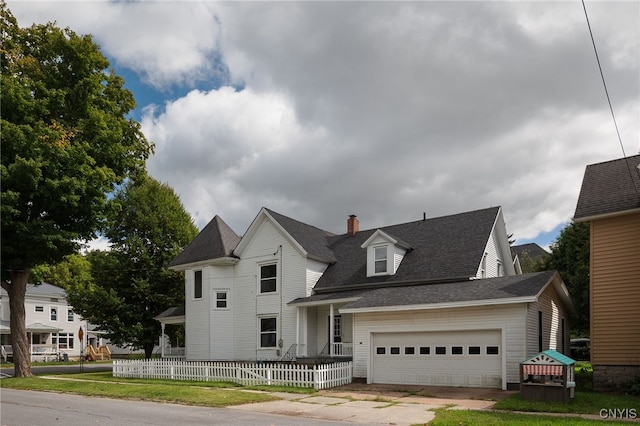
<box><xmin>581</xmin><ymin>0</ymin><xmax>640</xmax><ymax>200</ymax></box>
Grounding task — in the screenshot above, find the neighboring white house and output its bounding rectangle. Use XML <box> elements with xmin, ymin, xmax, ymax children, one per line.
<box><xmin>165</xmin><ymin>206</ymin><xmax>574</xmax><ymax>390</ymax></box>
<box><xmin>1</xmin><ymin>283</ymin><xmax>87</xmax><ymax>361</ymax></box>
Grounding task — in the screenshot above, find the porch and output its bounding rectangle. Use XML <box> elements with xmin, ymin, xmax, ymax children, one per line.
<box><xmin>289</xmin><ymin>299</ymin><xmax>356</xmax><ymax>361</ymax></box>
<box><xmin>154</xmin><ymin>306</ymin><xmax>186</xmax><ymax>359</ymax></box>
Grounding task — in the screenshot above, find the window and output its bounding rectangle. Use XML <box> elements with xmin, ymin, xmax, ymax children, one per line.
<box><xmin>538</xmin><ymin>311</ymin><xmax>543</xmax><ymax>352</ymax></box>
<box><xmin>52</xmin><ymin>333</ymin><xmax>74</xmax><ymax>350</ymax></box>
<box><xmin>260</xmin><ymin>264</ymin><xmax>277</xmax><ymax>293</ymax></box>
<box><xmin>50</xmin><ymin>307</ymin><xmax>58</xmax><ymax>321</ymax></box>
<box><xmin>419</xmin><ymin>346</ymin><xmax>430</xmax><ymax>355</ymax></box>
<box><xmin>469</xmin><ymin>346</ymin><xmax>481</xmax><ymax>355</ymax></box>
<box><xmin>376</xmin><ymin>347</ymin><xmax>386</xmax><ymax>355</ymax></box>
<box><xmin>67</xmin><ymin>309</ymin><xmax>74</xmax><ymax>322</ymax></box>
<box><xmin>487</xmin><ymin>346</ymin><xmax>499</xmax><ymax>355</ymax></box>
<box><xmin>259</xmin><ymin>317</ymin><xmax>277</xmax><ymax>348</ymax></box>
<box><xmin>435</xmin><ymin>346</ymin><xmax>446</xmax><ymax>355</ymax></box>
<box><xmin>35</xmin><ymin>306</ymin><xmax>44</xmax><ymax>313</ymax></box>
<box><xmin>405</xmin><ymin>347</ymin><xmax>415</xmax><ymax>355</ymax></box>
<box><xmin>215</xmin><ymin>291</ymin><xmax>228</xmax><ymax>309</ymax></box>
<box><xmin>390</xmin><ymin>347</ymin><xmax>400</xmax><ymax>354</ymax></box>
<box><xmin>374</xmin><ymin>247</ymin><xmax>387</xmax><ymax>274</ymax></box>
<box><xmin>194</xmin><ymin>270</ymin><xmax>203</xmax><ymax>299</ymax></box>
<box><xmin>497</xmin><ymin>261</ymin><xmax>502</xmax><ymax>277</ymax></box>
<box><xmin>452</xmin><ymin>346</ymin><xmax>463</xmax><ymax>355</ymax></box>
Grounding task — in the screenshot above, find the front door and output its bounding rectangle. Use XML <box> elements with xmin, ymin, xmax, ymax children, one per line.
<box><xmin>327</xmin><ymin>315</ymin><xmax>342</xmax><ymax>343</ymax></box>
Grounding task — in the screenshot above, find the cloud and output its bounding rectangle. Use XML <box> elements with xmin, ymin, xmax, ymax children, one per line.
<box><xmin>9</xmin><ymin>1</ymin><xmax>640</xmax><ymax>242</ymax></box>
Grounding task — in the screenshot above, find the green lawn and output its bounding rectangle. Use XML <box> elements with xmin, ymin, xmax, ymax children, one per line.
<box><xmin>0</xmin><ymin>373</ymin><xmax>281</xmax><ymax>407</ymax></box>
<box><xmin>428</xmin><ymin>409</ymin><xmax>628</xmax><ymax>425</ymax></box>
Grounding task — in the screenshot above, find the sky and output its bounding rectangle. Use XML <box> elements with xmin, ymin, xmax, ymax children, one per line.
<box><xmin>8</xmin><ymin>1</ymin><xmax>640</xmax><ymax>252</ymax></box>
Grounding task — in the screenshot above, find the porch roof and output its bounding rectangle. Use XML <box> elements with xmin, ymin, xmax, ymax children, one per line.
<box><xmin>290</xmin><ymin>271</ymin><xmax>562</xmax><ymax>313</ymax></box>
<box><xmin>154</xmin><ymin>306</ymin><xmax>185</xmax><ymax>325</ymax></box>
<box><xmin>26</xmin><ymin>322</ymin><xmax>63</xmax><ymax>333</ymax></box>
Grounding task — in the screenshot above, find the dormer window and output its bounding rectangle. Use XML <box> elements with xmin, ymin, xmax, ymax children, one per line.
<box><xmin>362</xmin><ymin>229</ymin><xmax>411</xmax><ymax>277</ymax></box>
<box><xmin>374</xmin><ymin>246</ymin><xmax>388</xmax><ymax>274</ymax></box>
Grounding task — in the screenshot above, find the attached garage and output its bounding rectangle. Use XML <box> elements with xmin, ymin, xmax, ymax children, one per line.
<box><xmin>371</xmin><ymin>330</ymin><xmax>503</xmax><ymax>388</ymax></box>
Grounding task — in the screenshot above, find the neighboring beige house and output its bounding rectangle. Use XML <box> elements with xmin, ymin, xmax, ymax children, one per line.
<box><xmin>165</xmin><ymin>206</ymin><xmax>574</xmax><ymax>390</ymax></box>
<box><xmin>574</xmin><ymin>154</ymin><xmax>640</xmax><ymax>391</ymax></box>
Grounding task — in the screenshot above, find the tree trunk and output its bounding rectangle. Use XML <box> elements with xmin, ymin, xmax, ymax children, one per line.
<box><xmin>3</xmin><ymin>269</ymin><xmax>33</xmax><ymax>377</ymax></box>
<box><xmin>144</xmin><ymin>342</ymin><xmax>154</xmax><ymax>359</ymax></box>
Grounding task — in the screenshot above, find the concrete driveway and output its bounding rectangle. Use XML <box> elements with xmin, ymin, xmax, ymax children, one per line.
<box><xmin>231</xmin><ymin>384</ymin><xmax>516</xmax><ymax>425</ymax></box>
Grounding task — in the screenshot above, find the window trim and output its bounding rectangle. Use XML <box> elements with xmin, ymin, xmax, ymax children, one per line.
<box><xmin>258</xmin><ymin>262</ymin><xmax>278</xmax><ymax>294</ymax></box>
<box><xmin>214</xmin><ymin>290</ymin><xmax>229</xmax><ymax>310</ymax></box>
<box><xmin>50</xmin><ymin>307</ymin><xmax>58</xmax><ymax>322</ymax></box>
<box><xmin>52</xmin><ymin>332</ymin><xmax>74</xmax><ymax>350</ymax></box>
<box><xmin>373</xmin><ymin>246</ymin><xmax>388</xmax><ymax>275</ymax></box>
<box><xmin>258</xmin><ymin>316</ymin><xmax>278</xmax><ymax>349</ymax></box>
<box><xmin>67</xmin><ymin>309</ymin><xmax>75</xmax><ymax>322</ymax></box>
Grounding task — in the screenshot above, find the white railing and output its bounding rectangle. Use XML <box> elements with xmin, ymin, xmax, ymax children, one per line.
<box><xmin>30</xmin><ymin>344</ymin><xmax>59</xmax><ymax>362</ymax></box>
<box><xmin>320</xmin><ymin>342</ymin><xmax>353</xmax><ymax>357</ymax></box>
<box><xmin>332</xmin><ymin>342</ymin><xmax>353</xmax><ymax>357</ymax></box>
<box><xmin>113</xmin><ymin>359</ymin><xmax>353</xmax><ymax>390</ymax></box>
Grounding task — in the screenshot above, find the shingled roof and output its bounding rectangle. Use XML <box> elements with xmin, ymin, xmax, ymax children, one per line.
<box><xmin>168</xmin><ymin>215</ymin><xmax>240</xmax><ymax>268</ymax></box>
<box><xmin>313</xmin><ymin>207</ymin><xmax>500</xmax><ymax>291</ymax></box>
<box><xmin>290</xmin><ymin>271</ymin><xmax>567</xmax><ymax>312</ymax></box>
<box><xmin>574</xmin><ymin>154</ymin><xmax>640</xmax><ymax>220</ymax></box>
<box><xmin>265</xmin><ymin>208</ymin><xmax>337</xmax><ymax>263</ymax></box>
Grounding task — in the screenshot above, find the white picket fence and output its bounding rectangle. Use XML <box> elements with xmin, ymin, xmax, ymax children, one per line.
<box><xmin>112</xmin><ymin>359</ymin><xmax>353</xmax><ymax>390</ymax></box>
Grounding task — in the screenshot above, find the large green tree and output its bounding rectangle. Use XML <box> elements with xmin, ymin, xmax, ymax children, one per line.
<box><xmin>0</xmin><ymin>4</ymin><xmax>152</xmax><ymax>376</ymax></box>
<box><xmin>541</xmin><ymin>221</ymin><xmax>590</xmax><ymax>336</ymax></box>
<box><xmin>65</xmin><ymin>176</ymin><xmax>198</xmax><ymax>358</ymax></box>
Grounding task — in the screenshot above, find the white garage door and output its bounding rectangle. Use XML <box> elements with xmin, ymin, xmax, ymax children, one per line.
<box><xmin>372</xmin><ymin>330</ymin><xmax>502</xmax><ymax>388</ymax></box>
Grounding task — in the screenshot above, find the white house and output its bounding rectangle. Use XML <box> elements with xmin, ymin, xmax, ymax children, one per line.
<box><xmin>1</xmin><ymin>283</ymin><xmax>87</xmax><ymax>361</ymax></box>
<box><xmin>165</xmin><ymin>206</ymin><xmax>574</xmax><ymax>390</ymax></box>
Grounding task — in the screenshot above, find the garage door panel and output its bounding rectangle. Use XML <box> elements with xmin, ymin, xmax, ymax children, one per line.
<box><xmin>372</xmin><ymin>330</ymin><xmax>502</xmax><ymax>388</ymax></box>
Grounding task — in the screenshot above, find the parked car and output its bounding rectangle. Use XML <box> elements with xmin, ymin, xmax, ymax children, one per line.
<box><xmin>570</xmin><ymin>338</ymin><xmax>590</xmax><ymax>361</ymax></box>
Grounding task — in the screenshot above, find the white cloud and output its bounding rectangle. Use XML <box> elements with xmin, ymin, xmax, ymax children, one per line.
<box><xmin>9</xmin><ymin>1</ymin><xmax>640</xmax><ymax>241</ymax></box>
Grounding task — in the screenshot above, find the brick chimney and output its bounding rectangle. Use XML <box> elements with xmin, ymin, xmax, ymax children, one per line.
<box><xmin>347</xmin><ymin>214</ymin><xmax>359</xmax><ymax>236</ymax></box>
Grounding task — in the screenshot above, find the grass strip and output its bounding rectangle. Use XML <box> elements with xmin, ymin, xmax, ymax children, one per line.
<box><xmin>0</xmin><ymin>375</ymin><xmax>279</xmax><ymax>407</ymax></box>
<box><xmin>429</xmin><ymin>409</ymin><xmax>627</xmax><ymax>425</ymax></box>
<box><xmin>494</xmin><ymin>392</ymin><xmax>640</xmax><ymax>415</ymax></box>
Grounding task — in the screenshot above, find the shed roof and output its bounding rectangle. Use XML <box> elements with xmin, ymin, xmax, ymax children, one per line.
<box><xmin>521</xmin><ymin>349</ymin><xmax>575</xmax><ymax>366</ymax></box>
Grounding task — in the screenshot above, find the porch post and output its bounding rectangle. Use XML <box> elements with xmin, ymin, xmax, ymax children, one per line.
<box><xmin>295</xmin><ymin>307</ymin><xmax>300</xmax><ymax>357</ymax></box>
<box><xmin>329</xmin><ymin>304</ymin><xmax>334</xmax><ymax>357</ymax></box>
<box><xmin>160</xmin><ymin>323</ymin><xmax>165</xmax><ymax>358</ymax></box>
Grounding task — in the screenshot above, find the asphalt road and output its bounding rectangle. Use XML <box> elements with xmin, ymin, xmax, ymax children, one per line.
<box><xmin>1</xmin><ymin>389</ymin><xmax>350</xmax><ymax>426</ymax></box>
<box><xmin>1</xmin><ymin>362</ymin><xmax>113</xmax><ymax>377</ymax></box>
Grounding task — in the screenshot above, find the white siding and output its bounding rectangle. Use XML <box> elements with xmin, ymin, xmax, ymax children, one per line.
<box><xmin>526</xmin><ymin>284</ymin><xmax>571</xmax><ymax>357</ymax></box>
<box><xmin>229</xmin><ymin>218</ymin><xmax>308</xmax><ymax>361</ymax></box>
<box><xmin>476</xmin><ymin>228</ymin><xmax>502</xmax><ymax>278</ymax></box>
<box><xmin>393</xmin><ymin>246</ymin><xmax>407</xmax><ymax>273</ymax></box>
<box><xmin>306</xmin><ymin>259</ymin><xmax>329</xmax><ymax>297</ymax></box>
<box><xmin>210</xmin><ymin>265</ymin><xmax>234</xmax><ymax>360</ymax></box>
<box><xmin>185</xmin><ymin>268</ymin><xmax>210</xmax><ymax>360</ymax></box>
<box><xmin>352</xmin><ymin>304</ymin><xmax>527</xmax><ymax>386</ymax></box>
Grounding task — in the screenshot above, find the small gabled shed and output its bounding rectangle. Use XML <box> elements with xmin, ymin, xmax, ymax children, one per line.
<box><xmin>520</xmin><ymin>349</ymin><xmax>575</xmax><ymax>402</ymax></box>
